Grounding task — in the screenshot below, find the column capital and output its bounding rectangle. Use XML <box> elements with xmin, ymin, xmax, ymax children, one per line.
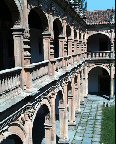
<box><xmin>11</xmin><ymin>27</ymin><xmax>25</xmax><ymax>35</ymax></box>
<box><xmin>42</xmin><ymin>31</ymin><xmax>51</xmax><ymax>37</ymax></box>
<box><xmin>44</xmin><ymin>123</ymin><xmax>52</xmax><ymax>129</ymax></box>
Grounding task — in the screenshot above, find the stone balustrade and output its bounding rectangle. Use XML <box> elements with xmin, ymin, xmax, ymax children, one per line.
<box><xmin>31</xmin><ymin>61</ymin><xmax>49</xmax><ymax>85</ymax></box>
<box><xmin>87</xmin><ymin>51</ymin><xmax>115</xmax><ymax>59</ymax></box>
<box><xmin>0</xmin><ymin>51</ymin><xmax>114</xmax><ymax>93</ymax></box>
<box><xmin>72</xmin><ymin>54</ymin><xmax>78</xmax><ymax>64</ymax></box>
<box><xmin>0</xmin><ymin>67</ymin><xmax>22</xmax><ymax>98</ymax></box>
<box><xmin>55</xmin><ymin>57</ymin><xmax>63</xmax><ymax>72</ymax></box>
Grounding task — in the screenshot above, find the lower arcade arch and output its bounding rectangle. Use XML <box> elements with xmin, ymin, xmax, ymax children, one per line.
<box><xmin>1</xmin><ymin>134</ymin><xmax>23</xmax><ymax>144</ymax></box>
<box><xmin>32</xmin><ymin>104</ymin><xmax>50</xmax><ymax>144</ymax></box>
<box><xmin>55</xmin><ymin>90</ymin><xmax>64</xmax><ymax>143</ymax></box>
<box><xmin>88</xmin><ymin>67</ymin><xmax>110</xmax><ymax>96</ymax></box>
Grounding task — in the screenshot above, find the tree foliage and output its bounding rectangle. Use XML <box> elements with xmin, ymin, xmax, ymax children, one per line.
<box><xmin>72</xmin><ymin>0</ymin><xmax>87</xmax><ymax>13</ymax></box>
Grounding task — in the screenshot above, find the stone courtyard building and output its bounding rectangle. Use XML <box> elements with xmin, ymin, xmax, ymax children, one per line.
<box><xmin>0</xmin><ymin>0</ymin><xmax>115</xmax><ymax>143</ymax></box>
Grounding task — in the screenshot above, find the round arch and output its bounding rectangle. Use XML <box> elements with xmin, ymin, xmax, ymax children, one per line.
<box><xmin>28</xmin><ymin>7</ymin><xmax>49</xmax><ymax>63</ymax></box>
<box><xmin>87</xmin><ymin>32</ymin><xmax>110</xmax><ymax>40</ymax></box>
<box><xmin>88</xmin><ymin>66</ymin><xmax>110</xmax><ymax>95</ymax></box>
<box><xmin>0</xmin><ymin>0</ymin><xmax>21</xmax><ymax>70</ymax></box>
<box><xmin>32</xmin><ymin>102</ymin><xmax>51</xmax><ymax>144</ymax></box>
<box><xmin>0</xmin><ymin>134</ymin><xmax>23</xmax><ymax>144</ymax></box>
<box><xmin>88</xmin><ymin>65</ymin><xmax>110</xmax><ymax>75</ymax></box>
<box><xmin>55</xmin><ymin>90</ymin><xmax>64</xmax><ymax>143</ymax></box>
<box><xmin>87</xmin><ymin>33</ymin><xmax>111</xmax><ymax>52</ymax></box>
<box><xmin>29</xmin><ymin>7</ymin><xmax>48</xmax><ymax>31</ymax></box>
<box><xmin>53</xmin><ymin>18</ymin><xmax>63</xmax><ymax>58</ymax></box>
<box><xmin>32</xmin><ymin>98</ymin><xmax>51</xmax><ymax>123</ymax></box>
<box><xmin>3</xmin><ymin>0</ymin><xmax>21</xmax><ymax>25</ymax></box>
<box><xmin>53</xmin><ymin>18</ymin><xmax>63</xmax><ymax>35</ymax></box>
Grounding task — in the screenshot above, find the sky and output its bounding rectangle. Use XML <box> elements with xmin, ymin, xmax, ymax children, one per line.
<box><xmin>87</xmin><ymin>0</ymin><xmax>115</xmax><ymax>11</ymax></box>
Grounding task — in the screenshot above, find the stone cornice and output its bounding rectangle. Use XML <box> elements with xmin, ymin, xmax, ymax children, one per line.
<box><xmin>52</xmin><ymin>0</ymin><xmax>87</xmax><ymax>29</ymax></box>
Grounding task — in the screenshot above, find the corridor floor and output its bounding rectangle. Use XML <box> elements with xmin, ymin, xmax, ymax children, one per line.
<box><xmin>69</xmin><ymin>95</ymin><xmax>115</xmax><ymax>144</ymax></box>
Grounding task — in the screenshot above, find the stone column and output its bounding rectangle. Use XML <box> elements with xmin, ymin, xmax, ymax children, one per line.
<box><xmin>111</xmin><ymin>29</ymin><xmax>114</xmax><ymax>52</ymax></box>
<box><xmin>83</xmin><ymin>68</ymin><xmax>86</xmax><ymax>97</ymax></box>
<box><xmin>68</xmin><ymin>91</ymin><xmax>73</xmax><ymax>124</ymax></box>
<box><xmin>59</xmin><ymin>106</ymin><xmax>65</xmax><ymax>143</ymax></box>
<box><xmin>23</xmin><ymin>114</ymin><xmax>33</xmax><ymax>144</ymax></box>
<box><xmin>12</xmin><ymin>26</ymin><xmax>24</xmax><ymax>67</ymax></box>
<box><xmin>71</xmin><ymin>76</ymin><xmax>76</xmax><ymax>125</ymax></box>
<box><xmin>23</xmin><ymin>0</ymin><xmax>29</xmax><ymax>28</ymax></box>
<box><xmin>110</xmin><ymin>64</ymin><xmax>115</xmax><ymax>99</ymax></box>
<box><xmin>50</xmin><ymin>92</ymin><xmax>56</xmax><ymax>144</ymax></box>
<box><xmin>44</xmin><ymin>113</ymin><xmax>52</xmax><ymax>144</ymax></box>
<box><xmin>48</xmin><ymin>12</ymin><xmax>54</xmax><ymax>60</ymax></box>
<box><xmin>75</xmin><ymin>83</ymin><xmax>78</xmax><ymax>111</ymax></box>
<box><xmin>59</xmin><ymin>82</ymin><xmax>69</xmax><ymax>143</ymax></box>
<box><xmin>85</xmin><ymin>64</ymin><xmax>88</xmax><ymax>96</ymax></box>
<box><xmin>44</xmin><ymin>124</ymin><xmax>52</xmax><ymax>144</ymax></box>
<box><xmin>63</xmin><ymin>82</ymin><xmax>69</xmax><ymax>143</ymax></box>
<box><xmin>80</xmin><ymin>70</ymin><xmax>84</xmax><ymax>102</ymax></box>
<box><xmin>77</xmin><ymin>72</ymin><xmax>81</xmax><ymax>112</ymax></box>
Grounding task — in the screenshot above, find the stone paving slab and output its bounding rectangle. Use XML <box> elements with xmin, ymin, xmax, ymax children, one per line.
<box><xmin>69</xmin><ymin>95</ymin><xmax>115</xmax><ymax>144</ymax></box>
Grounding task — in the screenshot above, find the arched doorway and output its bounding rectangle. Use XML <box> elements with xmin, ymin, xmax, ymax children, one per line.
<box><xmin>87</xmin><ymin>33</ymin><xmax>111</xmax><ymax>52</ymax></box>
<box><xmin>32</xmin><ymin>104</ymin><xmax>50</xmax><ymax>144</ymax></box>
<box><xmin>0</xmin><ymin>0</ymin><xmax>20</xmax><ymax>70</ymax></box>
<box><xmin>1</xmin><ymin>134</ymin><xmax>23</xmax><ymax>144</ymax></box>
<box><xmin>88</xmin><ymin>67</ymin><xmax>110</xmax><ymax>96</ymax></box>
<box><xmin>29</xmin><ymin>8</ymin><xmax>48</xmax><ymax>63</ymax></box>
<box><xmin>55</xmin><ymin>90</ymin><xmax>64</xmax><ymax>143</ymax></box>
<box><xmin>53</xmin><ymin>19</ymin><xmax>63</xmax><ymax>58</ymax></box>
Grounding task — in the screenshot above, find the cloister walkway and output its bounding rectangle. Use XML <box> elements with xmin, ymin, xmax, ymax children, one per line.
<box><xmin>69</xmin><ymin>95</ymin><xmax>115</xmax><ymax>144</ymax></box>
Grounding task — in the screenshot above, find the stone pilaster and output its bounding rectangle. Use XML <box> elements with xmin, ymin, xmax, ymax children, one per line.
<box><xmin>74</xmin><ymin>39</ymin><xmax>78</xmax><ymax>55</ymax></box>
<box><xmin>12</xmin><ymin>26</ymin><xmax>24</xmax><ymax>67</ymax></box>
<box><xmin>42</xmin><ymin>32</ymin><xmax>51</xmax><ymax>60</ymax></box>
<box><xmin>67</xmin><ymin>37</ymin><xmax>73</xmax><ymax>56</ymax></box>
<box><xmin>12</xmin><ymin>26</ymin><xmax>25</xmax><ymax>90</ymax></box>
<box><xmin>59</xmin><ymin>35</ymin><xmax>65</xmax><ymax>57</ymax></box>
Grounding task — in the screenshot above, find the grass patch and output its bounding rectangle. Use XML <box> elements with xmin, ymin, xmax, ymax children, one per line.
<box><xmin>101</xmin><ymin>106</ymin><xmax>115</xmax><ymax>144</ymax></box>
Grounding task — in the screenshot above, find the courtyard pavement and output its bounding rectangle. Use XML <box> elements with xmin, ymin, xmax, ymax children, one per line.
<box><xmin>68</xmin><ymin>95</ymin><xmax>115</xmax><ymax>144</ymax></box>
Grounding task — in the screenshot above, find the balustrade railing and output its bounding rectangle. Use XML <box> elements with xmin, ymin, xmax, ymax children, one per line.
<box><xmin>55</xmin><ymin>57</ymin><xmax>63</xmax><ymax>71</ymax></box>
<box><xmin>31</xmin><ymin>60</ymin><xmax>49</xmax><ymax>85</ymax></box>
<box><xmin>86</xmin><ymin>51</ymin><xmax>115</xmax><ymax>59</ymax></box>
<box><xmin>0</xmin><ymin>67</ymin><xmax>22</xmax><ymax>98</ymax></box>
<box><xmin>72</xmin><ymin>54</ymin><xmax>78</xmax><ymax>64</ymax></box>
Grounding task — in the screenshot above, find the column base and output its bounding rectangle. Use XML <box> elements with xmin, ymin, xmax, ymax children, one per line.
<box><xmin>84</xmin><ymin>96</ymin><xmax>87</xmax><ymax>98</ymax></box>
<box><xmin>110</xmin><ymin>96</ymin><xmax>115</xmax><ymax>99</ymax></box>
<box><xmin>75</xmin><ymin>109</ymin><xmax>81</xmax><ymax>114</ymax></box>
<box><xmin>58</xmin><ymin>138</ymin><xmax>69</xmax><ymax>144</ymax></box>
<box><xmin>68</xmin><ymin>121</ymin><xmax>76</xmax><ymax>126</ymax></box>
<box><xmin>80</xmin><ymin>101</ymin><xmax>84</xmax><ymax>105</ymax></box>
